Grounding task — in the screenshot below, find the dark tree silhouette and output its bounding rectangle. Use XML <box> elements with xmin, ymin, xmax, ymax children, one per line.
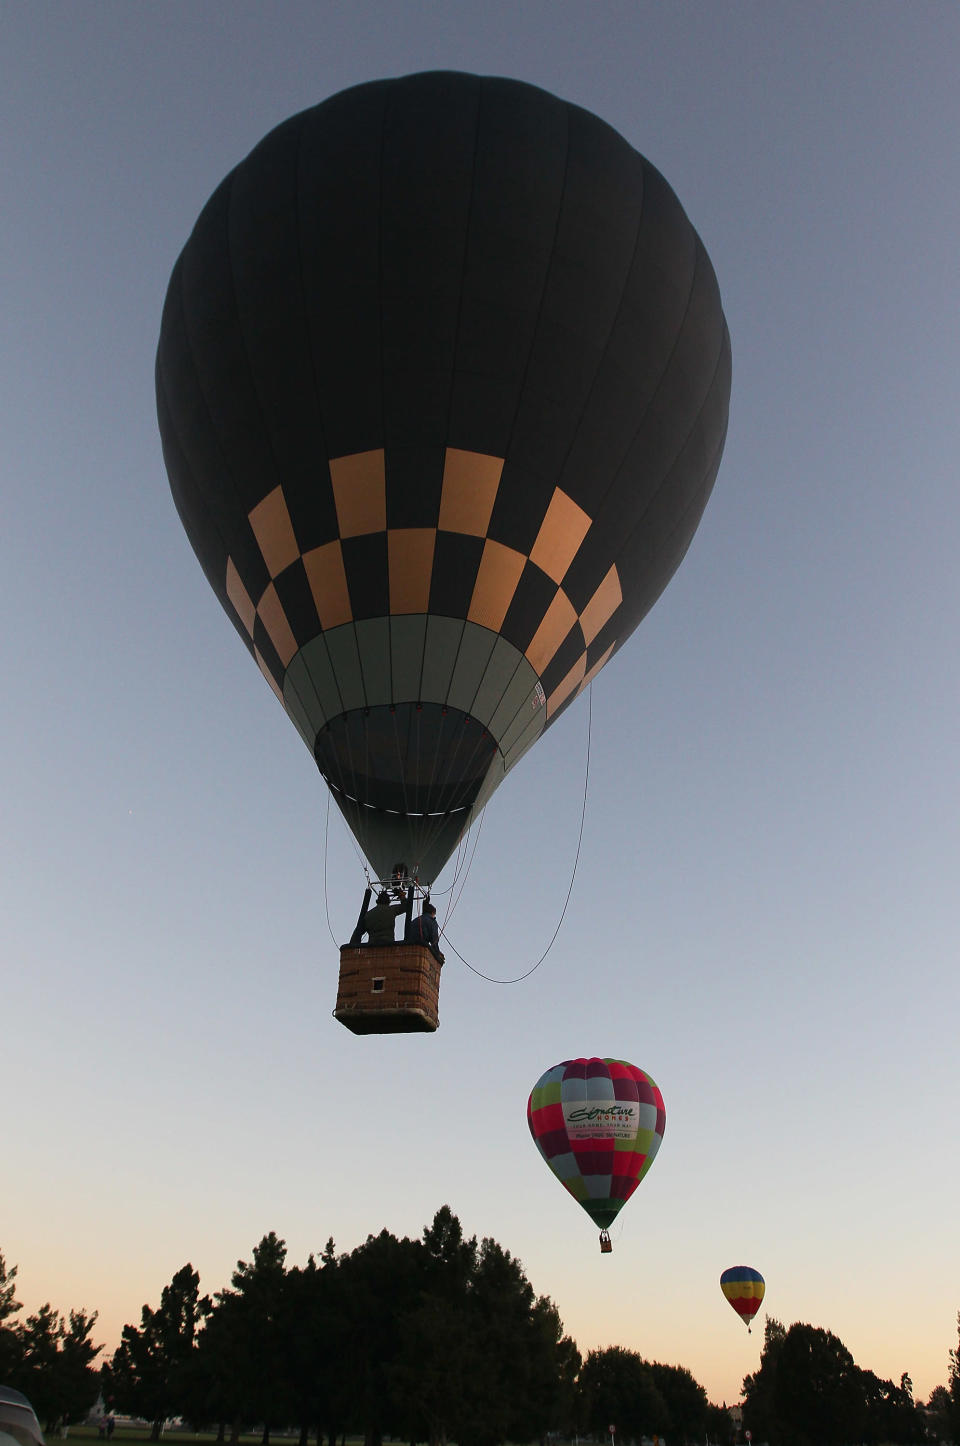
<box><xmin>0</xmin><ymin>1250</ymin><xmax>23</xmax><ymax>1381</ymax></box>
<box><xmin>577</xmin><ymin>1347</ymin><xmax>669</xmax><ymax>1441</ymax></box>
<box><xmin>13</xmin><ymin>1303</ymin><xmax>101</xmax><ymax>1429</ymax></box>
<box><xmin>106</xmin><ymin>1264</ymin><xmax>209</xmax><ymax>1440</ymax></box>
<box><xmin>198</xmin><ymin>1233</ymin><xmax>289</xmax><ymax>1445</ymax></box>
<box><xmin>743</xmin><ymin>1317</ymin><xmax>924</xmax><ymax>1446</ymax></box>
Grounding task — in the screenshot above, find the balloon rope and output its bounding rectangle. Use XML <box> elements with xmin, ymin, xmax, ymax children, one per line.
<box><xmin>322</xmin><ymin>788</ymin><xmax>339</xmax><ymax>948</ymax></box>
<box><xmin>322</xmin><ymin>785</ymin><xmax>371</xmax><ymax>947</ymax></box>
<box><xmin>441</xmin><ymin>683</ymin><xmax>592</xmax><ymax>984</ymax></box>
<box><xmin>441</xmin><ymin>803</ymin><xmax>486</xmax><ymax>931</ymax></box>
<box><xmin>430</xmin><ymin>813</ymin><xmax>471</xmax><ymax>900</ymax></box>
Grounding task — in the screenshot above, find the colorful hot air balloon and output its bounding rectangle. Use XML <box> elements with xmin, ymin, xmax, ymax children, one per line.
<box><xmin>527</xmin><ymin>1057</ymin><xmax>665</xmax><ymax>1250</ymax></box>
<box><xmin>720</xmin><ymin>1266</ymin><xmax>765</xmax><ymax>1331</ymax></box>
<box><xmin>156</xmin><ymin>71</ymin><xmax>731</xmax><ymax>886</ymax></box>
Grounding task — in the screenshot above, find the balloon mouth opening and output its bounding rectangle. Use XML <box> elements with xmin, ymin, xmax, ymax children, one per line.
<box><xmin>314</xmin><ymin>702</ymin><xmax>498</xmax><ymax>816</ymax></box>
<box><xmin>322</xmin><ymin>776</ymin><xmax>471</xmax><ymax>819</ymax></box>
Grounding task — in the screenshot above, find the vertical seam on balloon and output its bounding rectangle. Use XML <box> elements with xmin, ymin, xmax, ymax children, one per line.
<box><xmin>290</xmin><ymin>109</ymin><xmax>349</xmax><ymax>726</ymax></box>
<box><xmin>545</xmin><ymin>144</ymin><xmax>651</xmax><ymax>520</ymax></box>
<box><xmin>386</xmin><ymin>613</ymin><xmax>396</xmax><ymax>744</ymax></box>
<box><xmin>505</xmin><ymin>96</ymin><xmax>571</xmax><ymax>500</ymax></box>
<box><xmin>281</xmin><ymin>665</ymin><xmax>321</xmax><ymax>750</ymax></box>
<box><xmin>430</xmin><ymin>710</ymin><xmax>488</xmax><ymax>828</ymax></box>
<box><xmin>336</xmin><ymin>638</ymin><xmax>363</xmax><ymax>806</ymax></box>
<box><xmin>413</xmin><ymin>700</ymin><xmax>424</xmax><ymax>821</ymax></box>
<box><xmin>376</xmin><ymin>80</ymin><xmax>389</xmax><ymax>507</ymax></box>
<box><xmin>575</xmin><ymin>236</ymin><xmax>712</xmax><ymax>553</ymax></box>
<box><xmin>224</xmin><ymin>142</ymin><xmax>289</xmax><ymax>615</ymax></box>
<box><xmin>317</xmin><ymin>723</ymin><xmax>349</xmax><ymax>815</ymax></box>
<box><xmin>163</xmin><ymin>236</ymin><xmax>259</xmax><ymax>660</ymax></box>
<box><xmin>448</xmin><ymin>625</ymin><xmax>495</xmax><ymax>730</ymax></box>
<box><xmin>293</xmin><ymin>106</ymin><xmax>328</xmax><ymax>471</ymax></box>
<box><xmin>442</xmin><ymin>72</ymin><xmax>482</xmax><ymax>458</ymax></box>
<box><xmin>453</xmin><ymin>724</ymin><xmax>498</xmax><ymax>815</ymax></box>
<box><xmin>353</xmin><ymin>618</ymin><xmax>370</xmax><ymax>713</ymax></box>
<box><xmin>486</xmin><ymin>680</ymin><xmax>545</xmax><ymax>765</ymax></box>
<box><xmin>425</xmin><ymin>686</ymin><xmax>449</xmax><ymax>820</ymax></box>
<box><xmin>157</xmin><ymin>348</ymin><xmax>236</xmax><ymax>643</ymax></box>
<box><xmin>466</xmin><ymin>643</ymin><xmax>526</xmax><ymax>748</ymax></box>
<box><xmin>389</xmin><ymin>704</ymin><xmax>411</xmax><ymax>819</ymax></box>
<box><xmin>588</xmin><ymin>300</ymin><xmax>728</xmax><ymax>656</ymax></box>
<box><xmin>424</xmin><ymin>711</ymin><xmax>467</xmax><ymax>819</ymax></box>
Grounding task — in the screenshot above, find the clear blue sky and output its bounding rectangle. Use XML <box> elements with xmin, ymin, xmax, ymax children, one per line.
<box><xmin>3</xmin><ymin>0</ymin><xmax>959</xmax><ymax>1409</ymax></box>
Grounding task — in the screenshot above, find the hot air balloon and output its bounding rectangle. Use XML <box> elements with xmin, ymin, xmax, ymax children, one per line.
<box><xmin>527</xmin><ymin>1057</ymin><xmax>665</xmax><ymax>1250</ymax></box>
<box><xmin>156</xmin><ymin>71</ymin><xmax>730</xmax><ymax>1027</ymax></box>
<box><xmin>720</xmin><ymin>1266</ymin><xmax>765</xmax><ymax>1331</ymax></box>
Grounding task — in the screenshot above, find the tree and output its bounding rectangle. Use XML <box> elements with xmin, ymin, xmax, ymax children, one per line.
<box><xmin>927</xmin><ymin>1383</ymin><xmax>953</xmax><ymax>1441</ymax></box>
<box><xmin>948</xmin><ymin>1311</ymin><xmax>960</xmax><ymax>1442</ymax></box>
<box><xmin>453</xmin><ymin>1236</ymin><xmax>577</xmax><ymax>1446</ymax></box>
<box><xmin>51</xmin><ymin>1310</ymin><xmax>104</xmax><ymax>1427</ymax></box>
<box><xmin>106</xmin><ymin>1264</ymin><xmax>209</xmax><ymax>1439</ymax></box>
<box><xmin>577</xmin><ymin>1347</ymin><xmax>669</xmax><ymax>1441</ymax></box>
<box><xmin>278</xmin><ymin>1253</ymin><xmax>344</xmax><ymax>1446</ymax></box>
<box><xmin>197</xmin><ymin>1234</ymin><xmax>289</xmax><ymax>1446</ymax></box>
<box><xmin>858</xmin><ymin>1368</ymin><xmax>923</xmax><ymax>1444</ymax></box>
<box><xmin>649</xmin><ymin>1362</ymin><xmax>709</xmax><ymax>1442</ymax></box>
<box><xmin>0</xmin><ymin>1251</ymin><xmax>23</xmax><ymax>1380</ymax></box>
<box><xmin>742</xmin><ymin>1315</ymin><xmax>786</xmax><ymax>1444</ymax></box>
<box><xmin>15</xmin><ymin>1303</ymin><xmax>101</xmax><ymax>1429</ymax></box>
<box><xmin>704</xmin><ymin>1401</ymin><xmax>735</xmax><ymax>1445</ymax></box>
<box><xmin>334</xmin><ymin>1226</ymin><xmax>429</xmax><ymax>1446</ymax></box>
<box><xmin>388</xmin><ymin>1208</ymin><xmax>478</xmax><ymax>1446</ymax></box>
<box><xmin>389</xmin><ymin>1210</ymin><xmax>578</xmax><ymax>1446</ymax></box>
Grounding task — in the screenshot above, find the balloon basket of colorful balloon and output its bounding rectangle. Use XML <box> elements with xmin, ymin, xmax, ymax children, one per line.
<box><xmin>334</xmin><ymin>944</ymin><xmax>441</xmax><ymax>1033</ymax></box>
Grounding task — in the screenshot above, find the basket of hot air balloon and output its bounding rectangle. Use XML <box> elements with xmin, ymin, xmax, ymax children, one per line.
<box><xmin>720</xmin><ymin>1266</ymin><xmax>765</xmax><ymax>1332</ymax></box>
<box><xmin>334</xmin><ymin>941</ymin><xmax>441</xmax><ymax>1033</ymax></box>
<box><xmin>156</xmin><ymin>73</ymin><xmax>730</xmax><ymax>1032</ymax></box>
<box><xmin>527</xmin><ymin>1058</ymin><xmax>665</xmax><ymax>1250</ymax></box>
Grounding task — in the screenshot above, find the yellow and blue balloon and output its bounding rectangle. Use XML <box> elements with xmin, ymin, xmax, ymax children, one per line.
<box><xmin>720</xmin><ymin>1265</ymin><xmax>765</xmax><ymax>1332</ymax></box>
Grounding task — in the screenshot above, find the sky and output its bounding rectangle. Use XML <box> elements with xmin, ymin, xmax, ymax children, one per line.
<box><xmin>3</xmin><ymin>0</ymin><xmax>959</xmax><ymax>1413</ymax></box>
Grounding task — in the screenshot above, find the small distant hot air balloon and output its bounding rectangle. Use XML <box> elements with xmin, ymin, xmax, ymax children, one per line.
<box><xmin>527</xmin><ymin>1057</ymin><xmax>665</xmax><ymax>1251</ymax></box>
<box><xmin>720</xmin><ymin>1266</ymin><xmax>765</xmax><ymax>1332</ymax></box>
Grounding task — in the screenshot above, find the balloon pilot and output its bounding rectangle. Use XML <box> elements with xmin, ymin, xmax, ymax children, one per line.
<box><xmin>347</xmin><ymin>863</ymin><xmax>444</xmax><ymax>962</ymax></box>
<box><xmin>405</xmin><ymin>899</ymin><xmax>445</xmax><ymax>965</ymax></box>
<box><xmin>350</xmin><ymin>888</ymin><xmax>406</xmax><ymax>946</ymax></box>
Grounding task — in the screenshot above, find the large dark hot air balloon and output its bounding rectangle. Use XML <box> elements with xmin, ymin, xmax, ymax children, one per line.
<box><xmin>157</xmin><ymin>71</ymin><xmax>730</xmax><ymax>886</ymax></box>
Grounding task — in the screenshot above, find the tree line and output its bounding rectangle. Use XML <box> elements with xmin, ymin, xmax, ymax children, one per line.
<box><xmin>3</xmin><ymin>1210</ymin><xmax>960</xmax><ymax>1446</ymax></box>
<box><xmin>740</xmin><ymin>1313</ymin><xmax>960</xmax><ymax>1445</ymax></box>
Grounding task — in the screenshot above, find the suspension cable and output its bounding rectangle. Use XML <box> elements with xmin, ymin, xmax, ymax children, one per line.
<box><xmin>440</xmin><ymin>683</ymin><xmax>593</xmax><ymax>984</ymax></box>
<box><xmin>322</xmin><ymin>681</ymin><xmax>592</xmax><ymax>969</ymax></box>
<box><xmin>441</xmin><ymin>802</ymin><xmax>486</xmax><ymax>932</ymax></box>
<box><xmin>322</xmin><ymin>788</ymin><xmax>339</xmax><ymax>947</ymax></box>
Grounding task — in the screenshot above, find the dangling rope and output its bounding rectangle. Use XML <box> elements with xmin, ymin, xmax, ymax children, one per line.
<box><xmin>321</xmin><ymin>682</ymin><xmax>593</xmax><ymax>971</ymax></box>
<box><xmin>322</xmin><ymin>788</ymin><xmax>339</xmax><ymax>947</ymax></box>
<box><xmin>322</xmin><ymin>786</ymin><xmax>372</xmax><ymax>947</ymax></box>
<box><xmin>440</xmin><ymin>683</ymin><xmax>593</xmax><ymax>984</ymax></box>
<box><xmin>441</xmin><ymin>802</ymin><xmax>486</xmax><ymax>931</ymax></box>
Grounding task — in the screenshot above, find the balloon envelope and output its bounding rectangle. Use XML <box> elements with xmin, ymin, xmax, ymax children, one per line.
<box><xmin>157</xmin><ymin>71</ymin><xmax>730</xmax><ymax>881</ymax></box>
<box><xmin>720</xmin><ymin>1266</ymin><xmax>765</xmax><ymax>1327</ymax></box>
<box><xmin>527</xmin><ymin>1057</ymin><xmax>665</xmax><ymax>1230</ymax></box>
